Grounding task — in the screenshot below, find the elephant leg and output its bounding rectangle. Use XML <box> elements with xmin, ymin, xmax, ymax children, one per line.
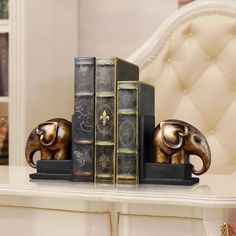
<box><xmin>156</xmin><ymin>148</ymin><xmax>170</xmax><ymax>164</ymax></box>
<box><xmin>54</xmin><ymin>149</ymin><xmax>67</xmax><ymax>160</ymax></box>
<box><xmin>171</xmin><ymin>149</ymin><xmax>185</xmax><ymax>164</ymax></box>
<box><xmin>41</xmin><ymin>149</ymin><xmax>52</xmax><ymax>160</ymax></box>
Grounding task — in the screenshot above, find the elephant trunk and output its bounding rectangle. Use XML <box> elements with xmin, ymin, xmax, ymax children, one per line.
<box><xmin>25</xmin><ymin>129</ymin><xmax>40</xmax><ymax>168</ymax></box>
<box><xmin>190</xmin><ymin>141</ymin><xmax>211</xmax><ymax>176</ymax></box>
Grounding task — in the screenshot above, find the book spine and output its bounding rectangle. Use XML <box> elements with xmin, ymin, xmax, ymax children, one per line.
<box><xmin>116</xmin><ymin>81</ymin><xmax>139</xmax><ymax>184</ymax></box>
<box><xmin>95</xmin><ymin>58</ymin><xmax>116</xmax><ymax>183</ymax></box>
<box><xmin>72</xmin><ymin>57</ymin><xmax>95</xmax><ymax>182</ymax></box>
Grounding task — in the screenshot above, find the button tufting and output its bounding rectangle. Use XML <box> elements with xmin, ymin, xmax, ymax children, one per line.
<box><xmin>166</xmin><ymin>58</ymin><xmax>172</xmax><ymax>64</ymax></box>
<box><xmin>187</xmin><ymin>32</ymin><xmax>192</xmax><ymax>37</ymax></box>
<box><xmin>184</xmin><ymin>28</ymin><xmax>193</xmax><ymax>38</ymax></box>
<box><xmin>211</xmin><ymin>58</ymin><xmax>217</xmax><ymax>64</ymax></box>
<box><xmin>209</xmin><ymin>56</ymin><xmax>217</xmax><ymax>64</ymax></box>
<box><xmin>140</xmin><ymin>14</ymin><xmax>236</xmax><ymax>167</ymax></box>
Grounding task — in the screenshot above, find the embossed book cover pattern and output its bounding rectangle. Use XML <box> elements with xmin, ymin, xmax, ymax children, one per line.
<box><xmin>117</xmin><ymin>82</ymin><xmax>138</xmax><ymax>184</ymax></box>
<box><xmin>94</xmin><ymin>58</ymin><xmax>139</xmax><ymax>183</ymax></box>
<box><xmin>95</xmin><ymin>61</ymin><xmax>115</xmax><ymax>183</ymax></box>
<box><xmin>73</xmin><ymin>58</ymin><xmax>95</xmax><ymax>181</ymax></box>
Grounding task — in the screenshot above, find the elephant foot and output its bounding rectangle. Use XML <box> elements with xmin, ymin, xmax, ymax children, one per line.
<box><xmin>41</xmin><ymin>149</ymin><xmax>52</xmax><ymax>160</ymax></box>
<box><xmin>157</xmin><ymin>160</ymin><xmax>169</xmax><ymax>164</ymax></box>
<box><xmin>54</xmin><ymin>150</ymin><xmax>67</xmax><ymax>160</ymax></box>
<box><xmin>155</xmin><ymin>149</ymin><xmax>170</xmax><ymax>164</ymax></box>
<box><xmin>171</xmin><ymin>150</ymin><xmax>185</xmax><ymax>164</ymax></box>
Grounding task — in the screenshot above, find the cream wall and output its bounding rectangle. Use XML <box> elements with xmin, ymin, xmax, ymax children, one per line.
<box><xmin>24</xmin><ymin>0</ymin><xmax>179</xmax><ymax>136</ymax></box>
<box><xmin>24</xmin><ymin>0</ymin><xmax>78</xmax><ymax>134</ymax></box>
<box><xmin>78</xmin><ymin>0</ymin><xmax>178</xmax><ymax>58</ymax></box>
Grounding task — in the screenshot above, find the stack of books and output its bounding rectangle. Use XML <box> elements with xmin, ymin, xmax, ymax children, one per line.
<box><xmin>72</xmin><ymin>57</ymin><xmax>154</xmax><ymax>184</ymax></box>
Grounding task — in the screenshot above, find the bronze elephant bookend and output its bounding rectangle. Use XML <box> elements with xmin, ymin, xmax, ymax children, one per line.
<box><xmin>140</xmin><ymin>119</ymin><xmax>211</xmax><ymax>186</ymax></box>
<box><xmin>26</xmin><ymin>118</ymin><xmax>73</xmax><ymax>180</ymax></box>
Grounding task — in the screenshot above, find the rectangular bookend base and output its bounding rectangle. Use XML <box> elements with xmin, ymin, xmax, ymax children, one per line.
<box><xmin>30</xmin><ymin>160</ymin><xmax>73</xmax><ymax>180</ymax></box>
<box><xmin>142</xmin><ymin>177</ymin><xmax>199</xmax><ymax>186</ymax></box>
<box><xmin>30</xmin><ymin>173</ymin><xmax>72</xmax><ymax>180</ymax></box>
<box><xmin>143</xmin><ymin>163</ymin><xmax>199</xmax><ymax>186</ymax></box>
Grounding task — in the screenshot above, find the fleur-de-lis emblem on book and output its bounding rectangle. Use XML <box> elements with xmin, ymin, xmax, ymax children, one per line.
<box><xmin>99</xmin><ymin>110</ymin><xmax>110</xmax><ymax>126</ymax></box>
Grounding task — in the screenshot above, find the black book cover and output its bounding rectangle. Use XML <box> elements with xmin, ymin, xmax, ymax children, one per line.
<box><xmin>72</xmin><ymin>57</ymin><xmax>95</xmax><ymax>182</ymax></box>
<box><xmin>117</xmin><ymin>81</ymin><xmax>155</xmax><ymax>184</ymax></box>
<box><xmin>95</xmin><ymin>57</ymin><xmax>139</xmax><ymax>183</ymax></box>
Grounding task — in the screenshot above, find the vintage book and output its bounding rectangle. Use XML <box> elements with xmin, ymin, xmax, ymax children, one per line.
<box><xmin>0</xmin><ymin>117</ymin><xmax>8</xmax><ymax>165</ymax></box>
<box><xmin>95</xmin><ymin>57</ymin><xmax>139</xmax><ymax>183</ymax></box>
<box><xmin>0</xmin><ymin>33</ymin><xmax>8</xmax><ymax>96</ymax></box>
<box><xmin>0</xmin><ymin>0</ymin><xmax>8</xmax><ymax>19</ymax></box>
<box><xmin>116</xmin><ymin>81</ymin><xmax>155</xmax><ymax>184</ymax></box>
<box><xmin>72</xmin><ymin>57</ymin><xmax>95</xmax><ymax>182</ymax></box>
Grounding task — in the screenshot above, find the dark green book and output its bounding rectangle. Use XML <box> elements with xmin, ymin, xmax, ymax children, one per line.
<box><xmin>95</xmin><ymin>57</ymin><xmax>139</xmax><ymax>183</ymax></box>
<box><xmin>72</xmin><ymin>57</ymin><xmax>95</xmax><ymax>182</ymax></box>
<box><xmin>117</xmin><ymin>81</ymin><xmax>154</xmax><ymax>184</ymax></box>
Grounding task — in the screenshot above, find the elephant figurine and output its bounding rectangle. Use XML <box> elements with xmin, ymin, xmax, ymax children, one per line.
<box><xmin>152</xmin><ymin>119</ymin><xmax>211</xmax><ymax>175</ymax></box>
<box><xmin>25</xmin><ymin>118</ymin><xmax>72</xmax><ymax>168</ymax></box>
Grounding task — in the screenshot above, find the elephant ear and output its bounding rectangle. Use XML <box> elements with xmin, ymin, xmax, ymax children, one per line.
<box><xmin>36</xmin><ymin>121</ymin><xmax>59</xmax><ymax>146</ymax></box>
<box><xmin>160</xmin><ymin>121</ymin><xmax>189</xmax><ymax>149</ymax></box>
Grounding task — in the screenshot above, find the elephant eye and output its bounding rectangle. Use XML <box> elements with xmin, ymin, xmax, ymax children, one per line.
<box><xmin>194</xmin><ymin>136</ymin><xmax>201</xmax><ymax>144</ymax></box>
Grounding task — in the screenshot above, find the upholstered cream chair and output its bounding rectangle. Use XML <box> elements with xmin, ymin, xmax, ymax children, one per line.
<box><xmin>129</xmin><ymin>0</ymin><xmax>236</xmax><ymax>175</ymax></box>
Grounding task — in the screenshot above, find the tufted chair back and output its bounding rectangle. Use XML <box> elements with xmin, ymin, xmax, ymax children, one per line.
<box><xmin>128</xmin><ymin>0</ymin><xmax>236</xmax><ymax>172</ymax></box>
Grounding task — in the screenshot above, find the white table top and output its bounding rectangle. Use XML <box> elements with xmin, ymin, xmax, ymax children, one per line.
<box><xmin>0</xmin><ymin>166</ymin><xmax>236</xmax><ymax>208</ymax></box>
